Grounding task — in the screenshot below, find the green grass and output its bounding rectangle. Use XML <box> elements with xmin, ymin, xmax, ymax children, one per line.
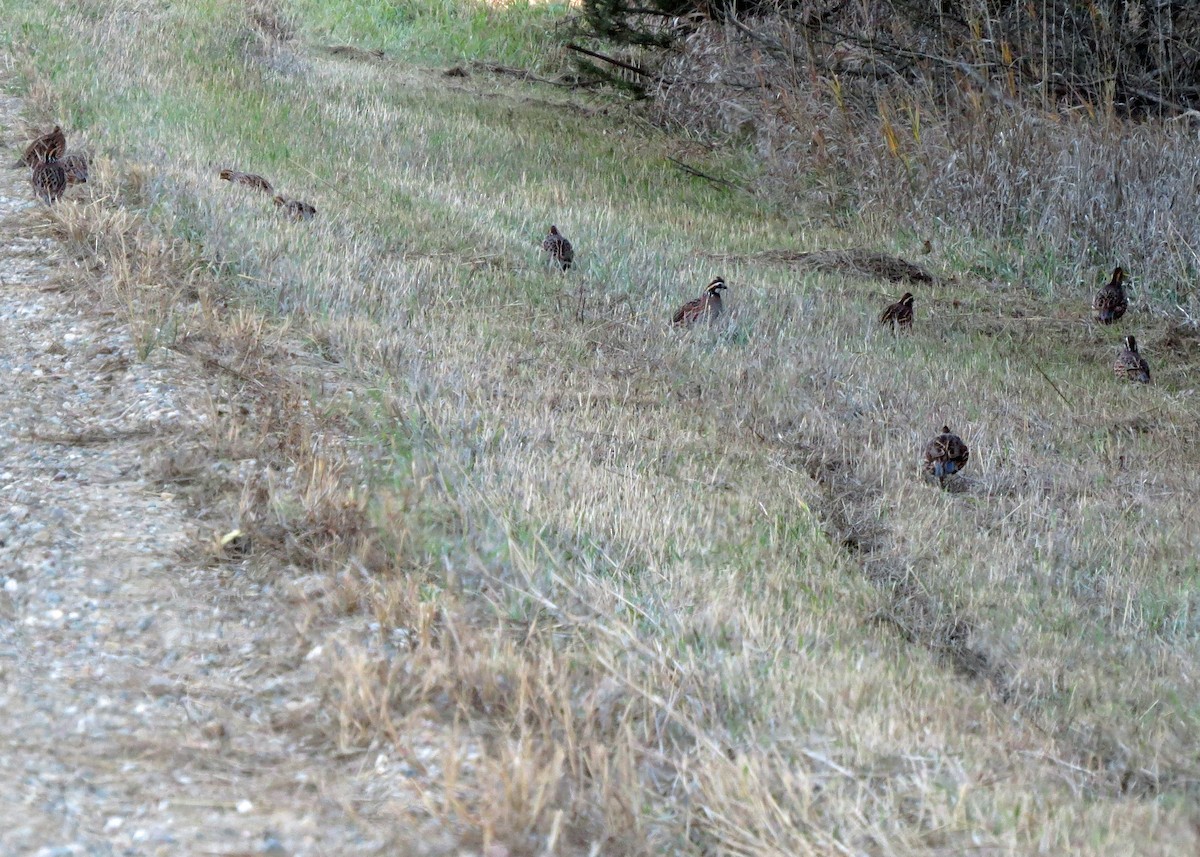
<box><xmin>291</xmin><ymin>0</ymin><xmax>572</xmax><ymax>69</ymax></box>
<box><xmin>7</xmin><ymin>0</ymin><xmax>1200</xmax><ymax>853</ymax></box>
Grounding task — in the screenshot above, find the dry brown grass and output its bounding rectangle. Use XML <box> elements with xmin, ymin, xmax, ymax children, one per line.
<box><xmin>9</xmin><ymin>0</ymin><xmax>1200</xmax><ymax>853</ymax></box>
<box><xmin>652</xmin><ymin>12</ymin><xmax>1200</xmax><ymax>314</ymax></box>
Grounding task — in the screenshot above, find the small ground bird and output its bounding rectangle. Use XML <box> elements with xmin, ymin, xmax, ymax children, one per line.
<box><xmin>31</xmin><ymin>159</ymin><xmax>67</xmax><ymax>203</ymax></box>
<box><xmin>60</xmin><ymin>151</ymin><xmax>89</xmax><ymax>185</ymax></box>
<box><xmin>924</xmin><ymin>425</ymin><xmax>969</xmax><ymax>483</ymax></box>
<box><xmin>542</xmin><ymin>225</ymin><xmax>573</xmax><ymax>271</ymax></box>
<box><xmin>274</xmin><ymin>195</ymin><xmax>317</xmax><ymax>221</ymax></box>
<box><xmin>879</xmin><ymin>292</ymin><xmax>915</xmax><ymax>330</ymax></box>
<box><xmin>219</xmin><ymin>168</ymin><xmax>273</xmax><ymax>194</ymax></box>
<box><xmin>1114</xmin><ymin>335</ymin><xmax>1151</xmax><ymax>383</ymax></box>
<box><xmin>1093</xmin><ymin>266</ymin><xmax>1128</xmax><ymax>324</ymax></box>
<box><xmin>673</xmin><ymin>277</ymin><xmax>728</xmax><ymax>327</ymax></box>
<box><xmin>17</xmin><ymin>125</ymin><xmax>65</xmax><ymax>167</ymax></box>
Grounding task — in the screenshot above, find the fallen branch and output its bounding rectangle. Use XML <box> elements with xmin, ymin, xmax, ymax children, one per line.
<box><xmin>566</xmin><ymin>42</ymin><xmax>649</xmax><ymax>78</ymax></box>
<box><xmin>666</xmin><ymin>156</ymin><xmax>742</xmax><ymax>191</ymax></box>
<box><xmin>468</xmin><ymin>61</ymin><xmax>594</xmax><ymax>90</ymax></box>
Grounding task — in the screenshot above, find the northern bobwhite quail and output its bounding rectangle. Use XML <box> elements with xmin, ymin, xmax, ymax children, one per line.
<box><xmin>1114</xmin><ymin>335</ymin><xmax>1151</xmax><ymax>383</ymax></box>
<box><xmin>59</xmin><ymin>150</ymin><xmax>89</xmax><ymax>185</ymax></box>
<box><xmin>673</xmin><ymin>277</ymin><xmax>728</xmax><ymax>327</ymax></box>
<box><xmin>879</xmin><ymin>292</ymin><xmax>915</xmax><ymax>330</ymax></box>
<box><xmin>273</xmin><ymin>195</ymin><xmax>317</xmax><ymax>221</ymax></box>
<box><xmin>924</xmin><ymin>425</ymin><xmax>969</xmax><ymax>482</ymax></box>
<box><xmin>542</xmin><ymin>225</ymin><xmax>574</xmax><ymax>271</ymax></box>
<box><xmin>219</xmin><ymin>168</ymin><xmax>273</xmax><ymax>194</ymax></box>
<box><xmin>31</xmin><ymin>159</ymin><xmax>67</xmax><ymax>203</ymax></box>
<box><xmin>1093</xmin><ymin>266</ymin><xmax>1128</xmax><ymax>324</ymax></box>
<box><xmin>17</xmin><ymin>125</ymin><xmax>66</xmax><ymax>167</ymax></box>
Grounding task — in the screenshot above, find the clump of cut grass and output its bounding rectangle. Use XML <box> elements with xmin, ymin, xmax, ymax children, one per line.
<box><xmin>9</xmin><ymin>0</ymin><xmax>1200</xmax><ymax>853</ymax></box>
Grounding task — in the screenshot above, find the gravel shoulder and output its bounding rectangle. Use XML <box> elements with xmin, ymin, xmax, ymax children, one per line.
<box><xmin>0</xmin><ymin>94</ymin><xmax>389</xmax><ymax>857</ymax></box>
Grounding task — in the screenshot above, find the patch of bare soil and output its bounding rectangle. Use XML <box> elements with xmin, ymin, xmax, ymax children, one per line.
<box><xmin>323</xmin><ymin>44</ymin><xmax>385</xmax><ymax>61</ymax></box>
<box><xmin>0</xmin><ymin>96</ymin><xmax>395</xmax><ymax>855</ymax></box>
<box><xmin>706</xmin><ymin>247</ymin><xmax>936</xmax><ymax>284</ymax></box>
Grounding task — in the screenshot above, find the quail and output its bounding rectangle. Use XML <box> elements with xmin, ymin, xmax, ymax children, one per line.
<box><xmin>219</xmin><ymin>168</ymin><xmax>273</xmax><ymax>194</ymax></box>
<box><xmin>542</xmin><ymin>225</ymin><xmax>574</xmax><ymax>271</ymax></box>
<box><xmin>673</xmin><ymin>277</ymin><xmax>728</xmax><ymax>327</ymax></box>
<box><xmin>879</xmin><ymin>292</ymin><xmax>915</xmax><ymax>330</ymax></box>
<box><xmin>59</xmin><ymin>150</ymin><xmax>89</xmax><ymax>185</ymax></box>
<box><xmin>924</xmin><ymin>425</ymin><xmax>970</xmax><ymax>483</ymax></box>
<box><xmin>1114</xmin><ymin>335</ymin><xmax>1151</xmax><ymax>383</ymax></box>
<box><xmin>31</xmin><ymin>159</ymin><xmax>67</xmax><ymax>203</ymax></box>
<box><xmin>273</xmin><ymin>195</ymin><xmax>317</xmax><ymax>221</ymax></box>
<box><xmin>17</xmin><ymin>125</ymin><xmax>65</xmax><ymax>167</ymax></box>
<box><xmin>1093</xmin><ymin>266</ymin><xmax>1128</xmax><ymax>325</ymax></box>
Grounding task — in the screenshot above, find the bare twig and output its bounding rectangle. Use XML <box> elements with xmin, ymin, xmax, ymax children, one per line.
<box><xmin>666</xmin><ymin>156</ymin><xmax>742</xmax><ymax>190</ymax></box>
<box><xmin>1026</xmin><ymin>353</ymin><xmax>1073</xmax><ymax>408</ymax></box>
<box><xmin>565</xmin><ymin>43</ymin><xmax>649</xmax><ymax>78</ymax></box>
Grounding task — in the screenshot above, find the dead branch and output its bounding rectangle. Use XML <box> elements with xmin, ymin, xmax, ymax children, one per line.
<box><xmin>566</xmin><ymin>43</ymin><xmax>650</xmax><ymax>78</ymax></box>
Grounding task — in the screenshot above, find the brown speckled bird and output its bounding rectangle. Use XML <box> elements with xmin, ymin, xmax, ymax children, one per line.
<box><xmin>31</xmin><ymin>159</ymin><xmax>67</xmax><ymax>203</ymax></box>
<box><xmin>1093</xmin><ymin>266</ymin><xmax>1128</xmax><ymax>324</ymax></box>
<box><xmin>59</xmin><ymin>151</ymin><xmax>89</xmax><ymax>185</ymax></box>
<box><xmin>273</xmin><ymin>195</ymin><xmax>317</xmax><ymax>221</ymax></box>
<box><xmin>219</xmin><ymin>168</ymin><xmax>273</xmax><ymax>194</ymax></box>
<box><xmin>17</xmin><ymin>125</ymin><xmax>65</xmax><ymax>167</ymax></box>
<box><xmin>542</xmin><ymin>225</ymin><xmax>574</xmax><ymax>271</ymax></box>
<box><xmin>1114</xmin><ymin>335</ymin><xmax>1151</xmax><ymax>384</ymax></box>
<box><xmin>879</xmin><ymin>292</ymin><xmax>915</xmax><ymax>330</ymax></box>
<box><xmin>673</xmin><ymin>277</ymin><xmax>728</xmax><ymax>327</ymax></box>
<box><xmin>924</xmin><ymin>425</ymin><xmax>969</xmax><ymax>483</ymax></box>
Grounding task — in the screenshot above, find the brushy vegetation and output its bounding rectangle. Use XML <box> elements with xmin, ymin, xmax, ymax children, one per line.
<box><xmin>6</xmin><ymin>0</ymin><xmax>1200</xmax><ymax>853</ymax></box>
<box><xmin>582</xmin><ymin>0</ymin><xmax>1200</xmax><ymax>114</ymax></box>
<box><xmin>578</xmin><ymin>2</ymin><xmax>1200</xmax><ymax>310</ymax></box>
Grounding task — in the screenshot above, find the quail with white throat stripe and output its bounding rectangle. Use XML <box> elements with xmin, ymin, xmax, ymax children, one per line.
<box><xmin>673</xmin><ymin>277</ymin><xmax>728</xmax><ymax>327</ymax></box>
<box><xmin>880</xmin><ymin>292</ymin><xmax>915</xmax><ymax>330</ymax></box>
<box><xmin>1114</xmin><ymin>335</ymin><xmax>1151</xmax><ymax>383</ymax></box>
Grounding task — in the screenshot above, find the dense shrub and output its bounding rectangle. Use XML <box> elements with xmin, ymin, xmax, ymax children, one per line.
<box><xmin>574</xmin><ymin>1</ymin><xmax>1200</xmax><ymax>310</ymax></box>
<box><xmin>580</xmin><ymin>0</ymin><xmax>1200</xmax><ymax>116</ymax></box>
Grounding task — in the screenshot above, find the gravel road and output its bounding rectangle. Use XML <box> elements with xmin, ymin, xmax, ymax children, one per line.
<box><xmin>0</xmin><ymin>93</ymin><xmax>390</xmax><ymax>857</ymax></box>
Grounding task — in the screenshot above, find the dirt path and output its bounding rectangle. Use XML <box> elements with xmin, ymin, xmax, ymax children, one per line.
<box><xmin>0</xmin><ymin>95</ymin><xmax>389</xmax><ymax>856</ymax></box>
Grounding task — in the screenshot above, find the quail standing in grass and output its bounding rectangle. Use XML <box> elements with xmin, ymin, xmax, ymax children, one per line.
<box><xmin>673</xmin><ymin>276</ymin><xmax>728</xmax><ymax>327</ymax></box>
<box><xmin>879</xmin><ymin>291</ymin><xmax>915</xmax><ymax>330</ymax></box>
<box><xmin>1114</xmin><ymin>335</ymin><xmax>1151</xmax><ymax>384</ymax></box>
<box><xmin>1093</xmin><ymin>266</ymin><xmax>1128</xmax><ymax>324</ymax></box>
<box><xmin>924</xmin><ymin>425</ymin><xmax>969</xmax><ymax>483</ymax></box>
<box><xmin>59</xmin><ymin>151</ymin><xmax>89</xmax><ymax>185</ymax></box>
<box><xmin>219</xmin><ymin>168</ymin><xmax>273</xmax><ymax>194</ymax></box>
<box><xmin>31</xmin><ymin>159</ymin><xmax>67</xmax><ymax>203</ymax></box>
<box><xmin>16</xmin><ymin>125</ymin><xmax>65</xmax><ymax>167</ymax></box>
<box><xmin>274</xmin><ymin>195</ymin><xmax>317</xmax><ymax>221</ymax></box>
<box><xmin>542</xmin><ymin>225</ymin><xmax>574</xmax><ymax>271</ymax></box>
